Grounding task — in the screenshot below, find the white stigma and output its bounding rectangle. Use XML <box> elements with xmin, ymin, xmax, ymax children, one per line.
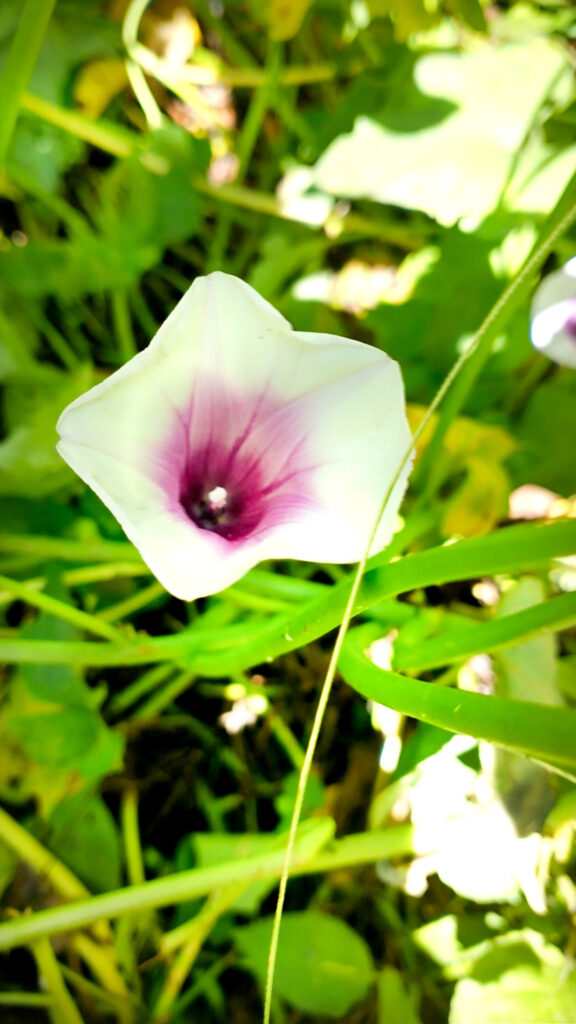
<box><xmin>207</xmin><ymin>486</ymin><xmax>228</xmax><ymax>512</ymax></box>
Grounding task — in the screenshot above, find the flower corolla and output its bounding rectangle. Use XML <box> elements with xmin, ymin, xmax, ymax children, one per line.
<box><xmin>530</xmin><ymin>257</ymin><xmax>576</xmax><ymax>369</ymax></box>
<box><xmin>57</xmin><ymin>273</ymin><xmax>412</xmax><ymax>601</ymax></box>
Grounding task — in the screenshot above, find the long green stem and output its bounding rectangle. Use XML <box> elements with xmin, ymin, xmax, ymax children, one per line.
<box><xmin>20</xmin><ymin>92</ymin><xmax>168</xmax><ymax>173</ymax></box>
<box><xmin>152</xmin><ymin>884</ymin><xmax>246</xmax><ymax>1022</ymax></box>
<box><xmin>340</xmin><ymin>631</ymin><xmax>576</xmax><ymax>768</ymax></box>
<box><xmin>31</xmin><ymin>937</ymin><xmax>85</xmax><ymax>1024</ymax></box>
<box><xmin>121</xmin><ymin>787</ymin><xmax>145</xmax><ymax>886</ymax></box>
<box><xmin>1</xmin><ymin>519</ymin><xmax>575</xmax><ymax>669</ymax></box>
<box><xmin>393</xmin><ymin>590</ymin><xmax>576</xmax><ymax>674</ymax></box>
<box><xmin>0</xmin><ymin>820</ymin><xmax>420</xmax><ymax>949</ymax></box>
<box><xmin>0</xmin><ymin>534</ymin><xmax>140</xmax><ymax>563</ymax></box>
<box><xmin>195</xmin><ymin>177</ymin><xmax>426</xmax><ymax>250</ymax></box>
<box><xmin>0</xmin><ymin>573</ymin><xmax>127</xmax><ymax>643</ymax></box>
<box><xmin>0</xmin><ymin>0</ymin><xmax>57</xmax><ymax>169</ymax></box>
<box><xmin>0</xmin><ymin>804</ymin><xmax>91</xmax><ymax>903</ymax></box>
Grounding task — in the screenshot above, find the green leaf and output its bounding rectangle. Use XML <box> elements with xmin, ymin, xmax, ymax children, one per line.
<box><xmin>494</xmin><ymin>578</ymin><xmax>562</xmax><ymax>706</ymax></box>
<box><xmin>235</xmin><ymin>911</ymin><xmax>374</xmax><ymax>1017</ymax></box>
<box><xmin>513</xmin><ymin>374</ymin><xmax>576</xmax><ymax>495</ymax></box>
<box><xmin>46</xmin><ymin>794</ymin><xmax>121</xmax><ymax>893</ymax></box>
<box><xmin>378</xmin><ymin>966</ymin><xmax>421</xmax><ymax>1024</ymax></box>
<box><xmin>0</xmin><ymin>363</ymin><xmax>93</xmax><ymax>497</ymax></box>
<box><xmin>367</xmin><ymin>228</ymin><xmax>499</xmax><ymax>393</ymax></box>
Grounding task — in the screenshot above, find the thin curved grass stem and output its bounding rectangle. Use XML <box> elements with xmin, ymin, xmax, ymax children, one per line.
<box><xmin>262</xmin><ymin>174</ymin><xmax>576</xmax><ymax>1023</ymax></box>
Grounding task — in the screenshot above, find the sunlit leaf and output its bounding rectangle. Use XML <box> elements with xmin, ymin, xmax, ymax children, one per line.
<box><xmin>450</xmin><ymin>930</ymin><xmax>576</xmax><ymax>1023</ymax></box>
<box><xmin>314</xmin><ymin>41</ymin><xmax>567</xmax><ymax>224</ymax></box>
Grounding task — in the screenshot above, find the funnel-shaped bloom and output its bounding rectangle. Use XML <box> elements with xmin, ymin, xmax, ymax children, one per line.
<box><xmin>57</xmin><ymin>273</ymin><xmax>412</xmax><ymax>601</ymax></box>
<box><xmin>530</xmin><ymin>257</ymin><xmax>576</xmax><ymax>369</ymax></box>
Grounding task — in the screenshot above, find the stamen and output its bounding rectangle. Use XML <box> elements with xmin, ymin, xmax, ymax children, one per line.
<box><xmin>207</xmin><ymin>486</ymin><xmax>228</xmax><ymax>512</ymax></box>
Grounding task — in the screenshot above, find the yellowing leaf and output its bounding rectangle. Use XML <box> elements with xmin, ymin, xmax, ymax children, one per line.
<box><xmin>265</xmin><ymin>0</ymin><xmax>314</xmax><ymax>40</ymax></box>
<box><xmin>442</xmin><ymin>457</ymin><xmax>510</xmax><ymax>538</ymax></box>
<box><xmin>407</xmin><ymin>404</ymin><xmax>517</xmax><ymax>465</ymax></box>
<box><xmin>74</xmin><ymin>59</ymin><xmax>129</xmax><ymax>118</ymax></box>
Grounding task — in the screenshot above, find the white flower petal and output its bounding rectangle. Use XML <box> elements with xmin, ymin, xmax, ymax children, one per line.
<box><xmin>57</xmin><ymin>272</ymin><xmax>413</xmax><ymax>600</ymax></box>
<box><xmin>530</xmin><ymin>259</ymin><xmax>576</xmax><ymax>369</ymax></box>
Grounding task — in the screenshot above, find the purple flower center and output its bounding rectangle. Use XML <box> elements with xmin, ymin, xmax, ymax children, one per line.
<box><xmin>170</xmin><ymin>385</ymin><xmax>316</xmax><ymax>543</ymax></box>
<box><xmin>179</xmin><ymin>444</ymin><xmax>267</xmax><ymax>540</ymax></box>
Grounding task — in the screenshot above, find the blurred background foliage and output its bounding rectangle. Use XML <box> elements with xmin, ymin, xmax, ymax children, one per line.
<box><xmin>0</xmin><ymin>0</ymin><xmax>576</xmax><ymax>1022</ymax></box>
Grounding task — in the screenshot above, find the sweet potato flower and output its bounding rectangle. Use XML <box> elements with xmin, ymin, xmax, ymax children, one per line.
<box><xmin>530</xmin><ymin>257</ymin><xmax>576</xmax><ymax>368</ymax></box>
<box><xmin>57</xmin><ymin>273</ymin><xmax>412</xmax><ymax>601</ymax></box>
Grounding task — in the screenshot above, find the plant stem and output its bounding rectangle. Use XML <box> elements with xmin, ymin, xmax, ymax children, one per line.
<box><xmin>152</xmin><ymin>885</ymin><xmax>246</xmax><ymax>1022</ymax></box>
<box><xmin>0</xmin><ymin>573</ymin><xmax>127</xmax><ymax>643</ymax></box>
<box><xmin>0</xmin><ymin>993</ymin><xmax>51</xmax><ymax>1007</ymax></box>
<box><xmin>121</xmin><ymin>787</ymin><xmax>145</xmax><ymax>886</ymax></box>
<box><xmin>0</xmin><ymin>534</ymin><xmax>140</xmax><ymax>563</ymax></box>
<box><xmin>20</xmin><ymin>92</ymin><xmax>168</xmax><ymax>173</ymax></box>
<box><xmin>111</xmin><ymin>288</ymin><xmax>137</xmax><ymax>360</ymax></box>
<box><xmin>2</xmin><ymin>518</ymin><xmax>573</xmax><ymax>671</ymax></box>
<box><xmin>0</xmin><ymin>0</ymin><xmax>57</xmax><ymax>170</ymax></box>
<box><xmin>132</xmin><ymin>668</ymin><xmax>196</xmax><ymax>718</ymax></box>
<box><xmin>99</xmin><ymin>580</ymin><xmax>165</xmax><ymax>624</ymax></box>
<box><xmin>0</xmin><ymin>821</ymin><xmax>421</xmax><ymax>949</ymax></box>
<box><xmin>72</xmin><ymin>934</ymin><xmax>133</xmax><ymax>1024</ymax></box>
<box><xmin>0</xmin><ymin>805</ymin><xmax>91</xmax><ymax>904</ymax></box>
<box><xmin>107</xmin><ymin>662</ymin><xmax>175</xmax><ymax>715</ymax></box>
<box><xmin>195</xmin><ymin>177</ymin><xmax>426</xmax><ymax>250</ymax></box>
<box><xmin>31</xmin><ymin>937</ymin><xmax>85</xmax><ymax>1024</ymax></box>
<box><xmin>123</xmin><ymin>0</ymin><xmax>163</xmax><ymax>130</ymax></box>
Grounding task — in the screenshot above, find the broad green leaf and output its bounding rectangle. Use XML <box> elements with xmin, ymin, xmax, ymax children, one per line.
<box><xmin>0</xmin><ymin>363</ymin><xmax>93</xmax><ymax>497</ymax></box>
<box><xmin>235</xmin><ymin>911</ymin><xmax>374</xmax><ymax>1017</ymax></box>
<box><xmin>491</xmin><ymin>580</ymin><xmax>561</xmax><ymax>842</ymax></box>
<box><xmin>367</xmin><ymin>228</ymin><xmax>499</xmax><ymax>393</ymax></box>
<box><xmin>366</xmin><ymin>0</ymin><xmax>440</xmax><ymax>39</ymax></box>
<box><xmin>46</xmin><ymin>794</ymin><xmax>121</xmax><ymax>893</ymax></box>
<box><xmin>414</xmin><ymin>914</ymin><xmax>496</xmax><ymax>972</ymax></box>
<box><xmin>314</xmin><ymin>41</ymin><xmax>567</xmax><ymax>224</ymax></box>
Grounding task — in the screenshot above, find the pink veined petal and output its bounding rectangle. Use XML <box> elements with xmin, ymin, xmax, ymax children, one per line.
<box><xmin>57</xmin><ymin>272</ymin><xmax>413</xmax><ymax>600</ymax></box>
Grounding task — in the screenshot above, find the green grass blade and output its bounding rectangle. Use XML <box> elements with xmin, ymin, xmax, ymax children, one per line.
<box><xmin>0</xmin><ymin>0</ymin><xmax>57</xmax><ymax>169</ymax></box>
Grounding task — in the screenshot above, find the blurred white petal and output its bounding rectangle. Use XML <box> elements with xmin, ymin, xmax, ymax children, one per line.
<box><xmin>530</xmin><ymin>258</ymin><xmax>576</xmax><ymax>368</ymax></box>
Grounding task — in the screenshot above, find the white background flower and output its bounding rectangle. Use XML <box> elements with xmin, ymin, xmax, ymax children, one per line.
<box><xmin>530</xmin><ymin>257</ymin><xmax>576</xmax><ymax>369</ymax></box>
